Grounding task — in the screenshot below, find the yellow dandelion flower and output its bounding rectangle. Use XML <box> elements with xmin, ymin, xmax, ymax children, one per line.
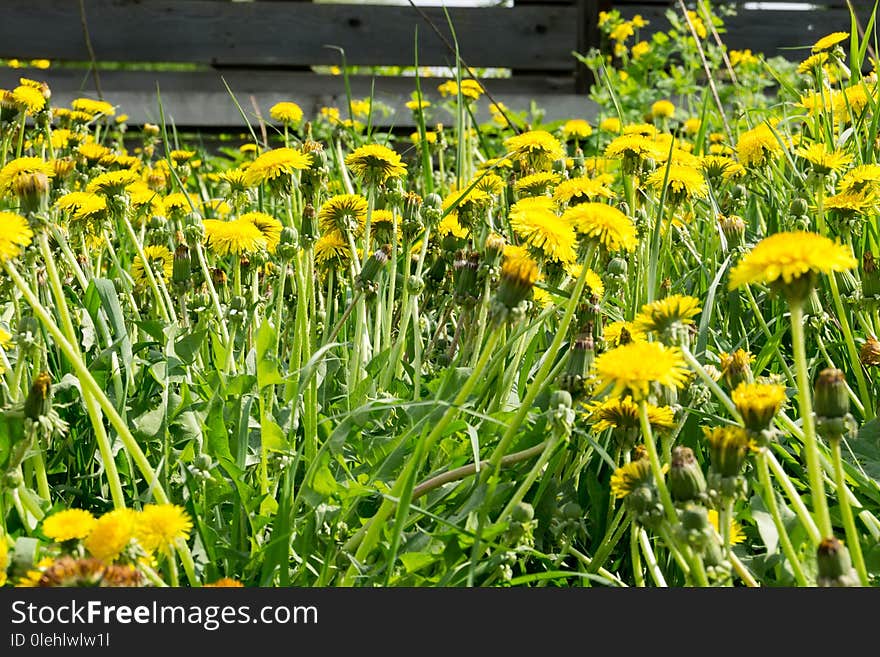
<box><xmin>634</xmin><ymin>294</ymin><xmax>702</xmax><ymax>334</ymax></box>
<box><xmin>683</xmin><ymin>118</ymin><xmax>701</xmax><ymax>134</ymax></box>
<box><xmin>645</xmin><ymin>164</ymin><xmax>707</xmax><ymax>202</ymax></box>
<box><xmin>562</xmin><ymin>119</ymin><xmax>592</xmax><ymax>140</ymax></box>
<box><xmin>509</xmin><ymin>196</ymin><xmax>578</xmax><ymax>264</ymax></box>
<box><xmin>514</xmin><ymin>171</ymin><xmax>561</xmax><ymax>195</ymax></box>
<box><xmin>736</xmin><ymin>123</ymin><xmax>783</xmax><ymax>167</ymax></box>
<box><xmin>405</xmin><ymin>98</ymin><xmax>431</xmax><ymax>111</ymax></box>
<box><xmin>798</xmin><ymin>52</ymin><xmax>829</xmax><ymax>74</ymax></box>
<box><xmin>562</xmin><ymin>202</ymin><xmax>638</xmax><ymax>252</ymax></box>
<box><xmin>55</xmin><ymin>191</ymin><xmax>107</xmax><ymax>222</ymax></box>
<box><xmin>204</xmin><ymin>219</ymin><xmax>267</xmax><ymax>256</ymax></box>
<box><xmin>728</xmin><ymin>231</ymin><xmax>857</xmax><ymax>294</ymax></box>
<box><xmin>243</xmin><ymin>147</ymin><xmax>312</xmax><ymax>187</ymax></box>
<box><xmin>411</xmin><ymin>130</ymin><xmax>438</xmax><ymax>145</ymax></box>
<box><xmin>796</xmin><ymin>143</ymin><xmax>853</xmax><ymax>175</ymax></box>
<box><xmin>603</xmin><ymin>320</ymin><xmax>646</xmax><ymax>347</ymax></box>
<box><xmin>732</xmin><ymin>381</ymin><xmax>787</xmax><ymax>432</ymax></box>
<box><xmin>41</xmin><ymin>509</ymin><xmax>96</xmax><ymax>542</ymax></box>
<box><xmin>437</xmin><ymin>79</ymin><xmax>483</xmax><ymax>101</ymax></box>
<box><xmin>824</xmin><ymin>191</ymin><xmax>877</xmax><ymax>215</ymax></box>
<box><xmin>554</xmin><ymin>176</ymin><xmax>614</xmax><ymax>206</ymax></box>
<box><xmin>162</xmin><ymin>192</ymin><xmax>191</xmax><ymax>215</ymax></box>
<box><xmin>0</xmin><ymin>327</ymin><xmax>11</xmax><ymax>349</ymax></box>
<box><xmin>242</xmin><ymin>211</ymin><xmax>283</xmax><ymax>252</ymax></box>
<box><xmin>86</xmin><ymin>169</ymin><xmax>140</xmax><ymax>196</ymax></box>
<box><xmin>83</xmin><ymin>509</ymin><xmax>137</xmax><ymax>563</ymax></box>
<box><xmin>437</xmin><ymin>213</ymin><xmax>468</xmax><ymax>239</ymax></box>
<box><xmin>497</xmin><ymin>252</ymin><xmax>540</xmax><ymax>309</ymax></box>
<box><xmin>0</xmin><ymin>211</ymin><xmax>34</xmax><ymax>263</ymax></box>
<box><xmin>12</xmin><ymin>85</ymin><xmax>45</xmax><ymax>114</ymax></box>
<box><xmin>471</xmin><ymin>171</ymin><xmax>505</xmax><ymax>196</ymax></box>
<box><xmin>651</xmin><ymin>99</ymin><xmax>675</xmax><ymax>119</ymax></box>
<box><xmin>345</xmin><ymin>144</ymin><xmax>407</xmax><ymax>185</ymax></box>
<box><xmin>504</xmin><ymin>130</ymin><xmax>565</xmax><ymax>170</ymax></box>
<box><xmin>701</xmin><ymin>155</ymin><xmax>745</xmax><ymax>181</ymax></box>
<box><xmin>632</xmin><ymin>40</ymin><xmax>651</xmax><ymax>59</ymax></box>
<box><xmin>169</xmin><ymin>149</ymin><xmax>195</xmax><ymax>165</ymax></box>
<box><xmin>77</xmin><ymin>142</ymin><xmax>113</xmax><ymax>163</ymax></box>
<box><xmin>269</xmin><ymin>101</ymin><xmax>303</xmax><ymax>125</ymax></box>
<box><xmin>729</xmin><ymin>49</ymin><xmax>758</xmax><ymax>67</ymax></box>
<box><xmin>839</xmin><ymin>164</ymin><xmax>880</xmax><ymax>195</ymax></box>
<box><xmin>0</xmin><ymin>157</ymin><xmax>54</xmax><ymax>195</ymax></box>
<box><xmin>599</xmin><ymin>117</ymin><xmax>621</xmax><ymax>133</ymax></box>
<box><xmin>131</xmin><ymin>245</ymin><xmax>173</xmax><ymax>288</ymax></box>
<box><xmin>610</xmin><ymin>459</ymin><xmax>654</xmax><ymax>499</ymax></box>
<box><xmin>703</xmin><ymin>426</ymin><xmax>754</xmax><ymax>477</ymax></box>
<box><xmin>72</xmin><ymin>97</ymin><xmax>115</xmax><ymax>117</ymax></box>
<box><xmin>30</xmin><ymin>59</ymin><xmax>50</xmax><ymax>69</ymax></box>
<box><xmin>135</xmin><ymin>504</ymin><xmax>192</xmax><ymax>554</ymax></box>
<box><xmin>604</xmin><ymin>134</ymin><xmax>658</xmax><ymax>164</ymax></box>
<box><xmin>707</xmin><ymin>509</ymin><xmax>745</xmax><ymax>544</ymax></box>
<box><xmin>318</xmin><ymin>194</ymin><xmax>368</xmax><ymax>234</ymax></box>
<box><xmin>609</xmin><ymin>21</ymin><xmax>634</xmax><ymax>42</ymax></box>
<box><xmin>0</xmin><ymin>537</ymin><xmax>7</xmax><ymax>587</ymax></box>
<box><xmin>585</xmin><ymin>396</ymin><xmax>675</xmax><ymax>433</ymax></box>
<box><xmin>563</xmin><ymin>265</ymin><xmax>605</xmax><ymax>298</ymax></box>
<box><xmin>314</xmin><ymin>231</ymin><xmax>350</xmax><ymax>269</ymax></box>
<box><xmin>812</xmin><ymin>31</ymin><xmax>848</xmax><ymax>53</ymax></box>
<box><xmin>593</xmin><ymin>341</ymin><xmax>690</xmax><ymax>400</ymax></box>
<box><xmin>204</xmin><ymin>578</ymin><xmax>245</xmax><ymax>587</ymax></box>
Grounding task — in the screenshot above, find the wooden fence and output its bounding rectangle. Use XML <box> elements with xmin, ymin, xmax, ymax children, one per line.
<box><xmin>0</xmin><ymin>0</ymin><xmax>874</xmax><ymax>128</ymax></box>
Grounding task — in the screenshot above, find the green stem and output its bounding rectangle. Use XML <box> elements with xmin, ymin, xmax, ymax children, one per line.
<box><xmin>638</xmin><ymin>529</ymin><xmax>667</xmax><ymax>587</ymax></box>
<box><xmin>638</xmin><ymin>400</ymin><xmax>677</xmax><ymax>525</ymax></box>
<box><xmin>757</xmin><ymin>450</ymin><xmax>809</xmax><ymax>586</ymax></box>
<box><xmin>789</xmin><ymin>300</ymin><xmax>833</xmax><ymax>539</ymax></box>
<box><xmin>630</xmin><ymin>525</ymin><xmax>645</xmax><ymax>587</ymax></box>
<box><xmin>827</xmin><ymin>273</ymin><xmax>873</xmax><ymax>419</ymax></box>
<box><xmin>830</xmin><ymin>438</ymin><xmax>870</xmax><ymax>585</ymax></box>
<box><xmin>765</xmin><ymin>449</ymin><xmax>822</xmax><ymax>544</ymax></box>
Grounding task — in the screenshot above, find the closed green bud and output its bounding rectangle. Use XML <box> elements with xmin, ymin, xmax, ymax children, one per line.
<box><xmin>814</xmin><ymin>368</ymin><xmax>849</xmax><ymax>419</ymax></box>
<box><xmin>816</xmin><ymin>537</ymin><xmax>860</xmax><ymax>587</ymax></box>
<box><xmin>668</xmin><ymin>446</ymin><xmax>707</xmax><ymax>503</ymax></box>
<box><xmin>862</xmin><ymin>251</ymin><xmax>880</xmax><ymax>299</ymax></box>
<box><xmin>607</xmin><ymin>256</ymin><xmax>628</xmax><ymax>279</ymax></box>
<box><xmin>789</xmin><ymin>197</ymin><xmax>809</xmax><ymax>217</ymax></box>
<box><xmin>511</xmin><ymin>502</ymin><xmax>534</xmax><ymax>523</ymax></box>
<box><xmin>172</xmin><ymin>244</ymin><xmax>191</xmax><ymax>285</ymax></box>
<box><xmin>24</xmin><ymin>372</ymin><xmax>52</xmax><ymax>421</ymax></box>
<box><xmin>359</xmin><ymin>244</ymin><xmax>391</xmax><ymax>290</ymax></box>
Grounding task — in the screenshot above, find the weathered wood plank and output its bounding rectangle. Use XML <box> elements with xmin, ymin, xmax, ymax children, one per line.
<box><xmin>617</xmin><ymin>5</ymin><xmax>863</xmax><ymax>59</ymax></box>
<box><xmin>0</xmin><ymin>0</ymin><xmax>578</xmax><ymax>71</ymax></box>
<box><xmin>0</xmin><ymin>68</ymin><xmax>598</xmax><ymax>127</ymax></box>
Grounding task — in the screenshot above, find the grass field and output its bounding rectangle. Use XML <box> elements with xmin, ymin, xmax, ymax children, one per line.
<box><xmin>1</xmin><ymin>4</ymin><xmax>879</xmax><ymax>587</ymax></box>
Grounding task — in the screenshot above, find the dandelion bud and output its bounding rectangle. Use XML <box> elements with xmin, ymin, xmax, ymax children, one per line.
<box><xmin>484</xmin><ymin>232</ymin><xmax>506</xmax><ymax>266</ymax></box>
<box><xmin>862</xmin><ymin>251</ymin><xmax>880</xmax><ymax>299</ymax></box>
<box><xmin>24</xmin><ymin>372</ymin><xmax>52</xmax><ymax>421</ymax></box>
<box><xmin>719</xmin><ymin>214</ymin><xmax>745</xmax><ymax>248</ymax></box>
<box><xmin>678</xmin><ymin>503</ymin><xmax>712</xmax><ymax>551</ymax></box>
<box><xmin>789</xmin><ymin>197</ymin><xmax>809</xmax><ymax>217</ymax></box>
<box><xmin>212</xmin><ymin>268</ymin><xmax>227</xmax><ymax>288</ymax></box>
<box><xmin>816</xmin><ymin>537</ymin><xmax>860</xmax><ymax>587</ymax></box>
<box><xmin>730</xmin><ymin>184</ymin><xmax>746</xmax><ymax>201</ymax></box>
<box><xmin>720</xmin><ymin>349</ymin><xmax>753</xmax><ymax>389</ymax></box>
<box><xmin>860</xmin><ymin>336</ymin><xmax>880</xmax><ymax>366</ymax></box>
<box><xmin>607</xmin><ymin>256</ymin><xmax>628</xmax><ymax>279</ymax></box>
<box><xmin>143</xmin><ymin>123</ymin><xmax>160</xmax><ymax>136</ymax></box>
<box><xmin>814</xmin><ymin>368</ymin><xmax>850</xmax><ymax>419</ymax></box>
<box><xmin>495</xmin><ymin>255</ymin><xmax>538</xmax><ymax>311</ymax></box>
<box><xmin>453</xmin><ymin>250</ymin><xmax>481</xmax><ymax>305</ymax></box>
<box><xmin>423</xmin><ymin>193</ymin><xmax>442</xmax><ymax>210</ymax></box>
<box><xmin>12</xmin><ymin>171</ymin><xmax>50</xmax><ymax>214</ymax></box>
<box><xmin>172</xmin><ymin>244</ymin><xmax>191</xmax><ymax>286</ymax></box>
<box><xmin>668</xmin><ymin>446</ymin><xmax>707</xmax><ymax>503</ymax></box>
<box><xmin>359</xmin><ymin>244</ymin><xmax>392</xmax><ymax>290</ymax></box>
<box><xmin>511</xmin><ymin>501</ymin><xmax>534</xmax><ymax>524</ymax></box>
<box><xmin>406</xmin><ymin>275</ymin><xmax>424</xmax><ymax>295</ymax></box>
<box><xmin>52</xmin><ymin>158</ymin><xmax>75</xmax><ymax>180</ymax></box>
<box><xmin>559</xmin><ymin>334</ymin><xmax>594</xmax><ymax>397</ymax></box>
<box><xmin>704</xmin><ymin>425</ymin><xmax>751</xmax><ymax>477</ymax></box>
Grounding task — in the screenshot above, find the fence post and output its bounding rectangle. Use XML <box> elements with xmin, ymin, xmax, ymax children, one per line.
<box><xmin>575</xmin><ymin>0</ymin><xmax>599</xmax><ymax>93</ymax></box>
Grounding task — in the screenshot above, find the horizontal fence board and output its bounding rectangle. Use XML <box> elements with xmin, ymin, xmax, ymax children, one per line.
<box><xmin>0</xmin><ymin>0</ymin><xmax>578</xmax><ymax>70</ymax></box>
<box><xmin>617</xmin><ymin>5</ymin><xmax>866</xmax><ymax>59</ymax></box>
<box><xmin>0</xmin><ymin>68</ymin><xmax>598</xmax><ymax>127</ymax></box>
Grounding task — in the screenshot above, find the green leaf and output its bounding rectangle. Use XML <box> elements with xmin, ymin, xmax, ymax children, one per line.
<box><xmin>400</xmin><ymin>552</ymin><xmax>437</xmax><ymax>574</ymax></box>
<box><xmin>750</xmin><ymin>494</ymin><xmax>778</xmax><ymax>555</ymax></box>
<box><xmin>256</xmin><ymin>320</ymin><xmax>285</xmax><ymax>390</ymax></box>
<box><xmin>133</xmin><ymin>405</ymin><xmax>165</xmax><ymax>439</ymax></box>
<box><xmin>311</xmin><ymin>462</ymin><xmax>338</xmax><ymax>497</ymax></box>
<box><xmin>175</xmin><ymin>330</ymin><xmax>206</xmax><ymax>365</ymax></box>
<box><xmin>261</xmin><ymin>416</ymin><xmax>286</xmax><ymax>453</ymax></box>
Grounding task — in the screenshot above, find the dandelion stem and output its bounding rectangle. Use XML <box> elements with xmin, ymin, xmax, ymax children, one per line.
<box><xmin>830</xmin><ymin>438</ymin><xmax>870</xmax><ymax>585</ymax></box>
<box><xmin>827</xmin><ymin>273</ymin><xmax>873</xmax><ymax>419</ymax></box>
<box><xmin>788</xmin><ymin>300</ymin><xmax>833</xmax><ymax>539</ymax></box>
<box><xmin>756</xmin><ymin>449</ymin><xmax>809</xmax><ymax>586</ymax></box>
